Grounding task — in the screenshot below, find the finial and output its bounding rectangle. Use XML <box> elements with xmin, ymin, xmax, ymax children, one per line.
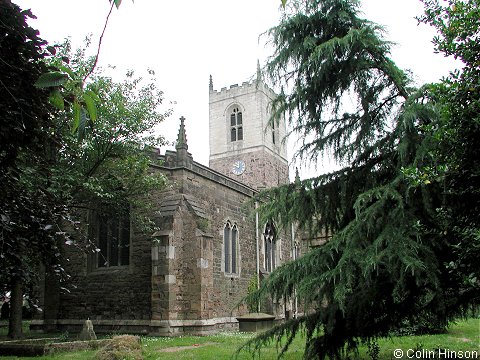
<box><xmin>294</xmin><ymin>167</ymin><xmax>301</xmax><ymax>185</ymax></box>
<box><xmin>209</xmin><ymin>75</ymin><xmax>213</xmax><ymax>91</ymax></box>
<box><xmin>176</xmin><ymin>116</ymin><xmax>188</xmax><ymax>151</ymax></box>
<box><xmin>256</xmin><ymin>60</ymin><xmax>262</xmax><ymax>82</ymax></box>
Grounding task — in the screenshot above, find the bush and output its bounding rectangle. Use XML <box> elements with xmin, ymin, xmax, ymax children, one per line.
<box><xmin>390</xmin><ymin>312</ymin><xmax>447</xmax><ymax>336</ymax></box>
<box><xmin>246</xmin><ymin>275</ymin><xmax>259</xmax><ymax>313</ymax></box>
<box><xmin>96</xmin><ymin>335</ymin><xmax>143</xmax><ymax>360</ymax></box>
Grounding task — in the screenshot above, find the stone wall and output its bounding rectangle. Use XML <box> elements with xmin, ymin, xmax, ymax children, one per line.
<box><xmin>209</xmin><ymin>148</ymin><xmax>289</xmax><ymax>189</ymax></box>
<box><xmin>34</xmin><ymin>212</ymin><xmax>153</xmax><ymax>334</ymax></box>
<box><xmin>153</xmin><ymin>167</ymin><xmax>258</xmax><ymax>321</ymax></box>
<box><xmin>209</xmin><ymin>80</ymin><xmax>289</xmax><ymax>190</ymax></box>
<box><xmin>209</xmin><ymin>81</ymin><xmax>285</xmax><ymax>158</ymax></box>
<box><xmin>33</xmin><ymin>150</ymin><xmax>297</xmax><ymax>335</ymax></box>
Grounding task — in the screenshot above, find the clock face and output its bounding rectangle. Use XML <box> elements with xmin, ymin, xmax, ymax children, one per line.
<box><xmin>232</xmin><ymin>160</ymin><xmax>246</xmax><ymax>175</ymax></box>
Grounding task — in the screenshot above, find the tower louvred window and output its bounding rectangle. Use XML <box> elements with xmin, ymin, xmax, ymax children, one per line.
<box><xmin>230</xmin><ymin>107</ymin><xmax>243</xmax><ymax>141</ymax></box>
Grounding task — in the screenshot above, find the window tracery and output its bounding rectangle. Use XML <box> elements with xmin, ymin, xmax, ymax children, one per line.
<box><xmin>230</xmin><ymin>107</ymin><xmax>243</xmax><ymax>142</ymax></box>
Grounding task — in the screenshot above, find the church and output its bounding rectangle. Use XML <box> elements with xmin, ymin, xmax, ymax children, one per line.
<box><xmin>31</xmin><ymin>77</ymin><xmax>306</xmax><ymax>335</ymax></box>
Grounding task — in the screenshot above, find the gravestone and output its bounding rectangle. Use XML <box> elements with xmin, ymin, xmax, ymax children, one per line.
<box><xmin>78</xmin><ymin>319</ymin><xmax>97</xmax><ymax>341</ymax></box>
<box><xmin>236</xmin><ymin>313</ymin><xmax>276</xmax><ymax>332</ymax></box>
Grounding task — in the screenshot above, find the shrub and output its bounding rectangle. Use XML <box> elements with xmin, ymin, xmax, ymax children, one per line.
<box><xmin>246</xmin><ymin>275</ymin><xmax>259</xmax><ymax>313</ymax></box>
<box><xmin>96</xmin><ymin>335</ymin><xmax>143</xmax><ymax>360</ymax></box>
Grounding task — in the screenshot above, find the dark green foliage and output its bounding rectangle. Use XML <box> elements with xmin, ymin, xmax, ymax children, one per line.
<box><xmin>1</xmin><ymin>3</ymin><xmax>169</xmax><ymax>338</ymax></box>
<box><xmin>34</xmin><ymin>71</ymin><xmax>68</xmax><ymax>88</ymax></box>
<box><xmin>267</xmin><ymin>0</ymin><xmax>410</xmax><ymax>166</ymax></box>
<box><xmin>0</xmin><ymin>0</ymin><xmax>66</xmax><ymax>338</ymax></box>
<box><xmin>0</xmin><ymin>0</ymin><xmax>51</xmax><ymax>168</ymax></box>
<box><xmin>241</xmin><ymin>0</ymin><xmax>479</xmax><ymax>358</ymax></box>
<box><xmin>418</xmin><ymin>0</ymin><xmax>480</xmax><ymax>320</ymax></box>
<box><xmin>366</xmin><ymin>341</ymin><xmax>379</xmax><ymax>360</ymax></box>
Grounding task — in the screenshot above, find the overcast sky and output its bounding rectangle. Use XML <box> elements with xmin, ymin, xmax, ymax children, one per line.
<box><xmin>14</xmin><ymin>0</ymin><xmax>457</xmax><ymax>179</ymax></box>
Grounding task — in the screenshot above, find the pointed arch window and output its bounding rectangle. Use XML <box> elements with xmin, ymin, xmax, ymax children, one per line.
<box><xmin>96</xmin><ymin>204</ymin><xmax>130</xmax><ymax>268</ymax></box>
<box><xmin>272</xmin><ymin>120</ymin><xmax>276</xmax><ymax>145</ymax></box>
<box><xmin>224</xmin><ymin>221</ymin><xmax>239</xmax><ymax>274</ymax></box>
<box><xmin>230</xmin><ymin>107</ymin><xmax>243</xmax><ymax>142</ymax></box>
<box><xmin>264</xmin><ymin>222</ymin><xmax>276</xmax><ymax>272</ymax></box>
<box><xmin>294</xmin><ymin>241</ymin><xmax>301</xmax><ymax>260</ymax></box>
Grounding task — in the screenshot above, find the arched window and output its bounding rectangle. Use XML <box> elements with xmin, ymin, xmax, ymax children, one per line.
<box><xmin>272</xmin><ymin>120</ymin><xmax>276</xmax><ymax>145</ymax></box>
<box><xmin>294</xmin><ymin>241</ymin><xmax>300</xmax><ymax>260</ymax></box>
<box><xmin>263</xmin><ymin>222</ymin><xmax>276</xmax><ymax>272</ymax></box>
<box><xmin>97</xmin><ymin>204</ymin><xmax>130</xmax><ymax>268</ymax></box>
<box><xmin>230</xmin><ymin>107</ymin><xmax>243</xmax><ymax>142</ymax></box>
<box><xmin>224</xmin><ymin>221</ymin><xmax>239</xmax><ymax>274</ymax></box>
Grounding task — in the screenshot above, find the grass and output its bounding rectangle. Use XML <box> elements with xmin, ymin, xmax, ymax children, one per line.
<box><xmin>358</xmin><ymin>318</ymin><xmax>479</xmax><ymax>359</ymax></box>
<box><xmin>0</xmin><ymin>318</ymin><xmax>478</xmax><ymax>359</ymax></box>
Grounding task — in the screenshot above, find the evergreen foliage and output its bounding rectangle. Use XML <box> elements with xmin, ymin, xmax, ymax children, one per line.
<box><xmin>418</xmin><ymin>0</ymin><xmax>480</xmax><ymax>321</ymax></box>
<box><xmin>241</xmin><ymin>0</ymin><xmax>479</xmax><ymax>358</ymax></box>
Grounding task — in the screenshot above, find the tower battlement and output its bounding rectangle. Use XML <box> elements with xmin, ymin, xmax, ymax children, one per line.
<box><xmin>208</xmin><ymin>75</ymin><xmax>288</xmax><ymax>189</ymax></box>
<box><xmin>209</xmin><ymin>77</ymin><xmax>276</xmax><ymax>102</ymax></box>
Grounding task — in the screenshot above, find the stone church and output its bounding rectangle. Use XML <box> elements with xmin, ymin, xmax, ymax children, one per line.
<box><xmin>32</xmin><ymin>78</ymin><xmax>305</xmax><ymax>335</ymax></box>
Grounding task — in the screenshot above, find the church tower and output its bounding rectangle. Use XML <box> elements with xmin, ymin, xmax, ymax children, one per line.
<box><xmin>208</xmin><ymin>75</ymin><xmax>289</xmax><ymax>189</ymax></box>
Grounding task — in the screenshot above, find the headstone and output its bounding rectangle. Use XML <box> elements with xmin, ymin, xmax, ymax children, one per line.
<box><xmin>78</xmin><ymin>319</ymin><xmax>97</xmax><ymax>341</ymax></box>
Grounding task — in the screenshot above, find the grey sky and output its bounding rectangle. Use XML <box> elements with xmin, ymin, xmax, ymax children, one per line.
<box><xmin>14</xmin><ymin>0</ymin><xmax>457</xmax><ymax>179</ymax></box>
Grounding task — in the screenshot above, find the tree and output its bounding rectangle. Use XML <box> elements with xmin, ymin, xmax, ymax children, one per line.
<box><xmin>49</xmin><ymin>38</ymin><xmax>170</xmax><ymax>229</ymax></box>
<box><xmin>0</xmin><ymin>0</ymin><xmax>63</xmax><ymax>339</ymax></box>
<box><xmin>418</xmin><ymin>0</ymin><xmax>480</xmax><ymax>316</ymax></box>
<box><xmin>240</xmin><ymin>0</ymin><xmax>479</xmax><ymax>358</ymax></box>
<box><xmin>1</xmin><ymin>5</ymin><xmax>169</xmax><ymax>337</ymax></box>
<box><xmin>34</xmin><ymin>0</ymin><xmax>133</xmax><ymax>133</ymax></box>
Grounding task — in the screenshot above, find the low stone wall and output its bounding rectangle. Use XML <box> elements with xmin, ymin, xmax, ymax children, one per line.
<box><xmin>0</xmin><ymin>338</ymin><xmax>110</xmax><ymax>357</ymax></box>
<box><xmin>30</xmin><ymin>317</ymin><xmax>239</xmax><ymax>336</ymax></box>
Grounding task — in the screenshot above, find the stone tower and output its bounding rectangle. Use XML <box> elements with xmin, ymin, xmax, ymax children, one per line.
<box><xmin>208</xmin><ymin>76</ymin><xmax>289</xmax><ymax>189</ymax></box>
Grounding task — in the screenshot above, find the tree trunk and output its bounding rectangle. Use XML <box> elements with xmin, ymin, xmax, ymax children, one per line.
<box><xmin>8</xmin><ymin>278</ymin><xmax>23</xmax><ymax>339</ymax></box>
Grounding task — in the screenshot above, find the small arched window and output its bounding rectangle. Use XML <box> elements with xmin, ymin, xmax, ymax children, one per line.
<box><xmin>230</xmin><ymin>107</ymin><xmax>243</xmax><ymax>142</ymax></box>
<box><xmin>293</xmin><ymin>241</ymin><xmax>300</xmax><ymax>260</ymax></box>
<box><xmin>264</xmin><ymin>222</ymin><xmax>276</xmax><ymax>272</ymax></box>
<box><xmin>272</xmin><ymin>120</ymin><xmax>276</xmax><ymax>145</ymax></box>
<box><xmin>224</xmin><ymin>221</ymin><xmax>239</xmax><ymax>274</ymax></box>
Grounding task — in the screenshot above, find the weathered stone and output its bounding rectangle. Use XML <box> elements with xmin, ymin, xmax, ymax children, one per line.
<box><xmin>78</xmin><ymin>319</ymin><xmax>97</xmax><ymax>341</ymax></box>
<box><xmin>236</xmin><ymin>313</ymin><xmax>276</xmax><ymax>332</ymax></box>
<box><xmin>33</xmin><ymin>79</ymin><xmax>309</xmax><ymax>336</ymax></box>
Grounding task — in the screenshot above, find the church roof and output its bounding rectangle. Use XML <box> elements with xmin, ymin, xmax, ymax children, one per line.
<box><xmin>158</xmin><ymin>194</ymin><xmax>207</xmax><ymax>219</ymax></box>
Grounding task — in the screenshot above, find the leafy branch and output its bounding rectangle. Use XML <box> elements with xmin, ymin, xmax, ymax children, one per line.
<box><xmin>33</xmin><ymin>0</ymin><xmax>132</xmax><ymax>138</ymax></box>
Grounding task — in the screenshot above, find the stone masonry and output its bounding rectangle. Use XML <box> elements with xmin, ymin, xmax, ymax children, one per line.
<box><xmin>209</xmin><ymin>79</ymin><xmax>289</xmax><ymax>189</ymax></box>
<box><xmin>31</xmin><ymin>80</ymin><xmax>303</xmax><ymax>336</ymax></box>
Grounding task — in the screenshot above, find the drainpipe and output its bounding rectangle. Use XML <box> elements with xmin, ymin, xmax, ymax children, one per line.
<box><xmin>291</xmin><ymin>223</ymin><xmax>298</xmax><ymax>318</ymax></box>
<box><xmin>255</xmin><ymin>201</ymin><xmax>260</xmax><ymax>312</ymax></box>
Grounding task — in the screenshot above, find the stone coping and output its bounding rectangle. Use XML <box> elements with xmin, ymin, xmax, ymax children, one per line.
<box><xmin>31</xmin><ymin>317</ymin><xmax>240</xmax><ymax>337</ymax></box>
<box><xmin>236</xmin><ymin>313</ymin><xmax>276</xmax><ymax>322</ymax></box>
<box><xmin>152</xmin><ymin>157</ymin><xmax>257</xmax><ymax>197</ymax></box>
